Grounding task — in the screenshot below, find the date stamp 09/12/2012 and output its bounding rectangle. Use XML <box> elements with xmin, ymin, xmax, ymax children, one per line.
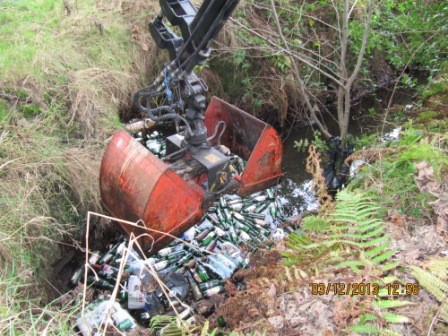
<box><xmin>310</xmin><ymin>282</ymin><xmax>420</xmax><ymax>296</ymax></box>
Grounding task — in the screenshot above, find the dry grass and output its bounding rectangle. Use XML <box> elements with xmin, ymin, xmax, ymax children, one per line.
<box><xmin>0</xmin><ymin>0</ymin><xmax>166</xmax><ymax>333</ymax></box>
<box><xmin>0</xmin><ymin>0</ymin><xmax>159</xmax><ymax>256</ymax></box>
<box><xmin>1</xmin><ymin>0</ymin><xmax>164</xmax><ymax>136</ymax></box>
<box><xmin>0</xmin><ymin>125</ymin><xmax>102</xmax><ymax>266</ymax></box>
<box><xmin>68</xmin><ymin>68</ymin><xmax>136</xmax><ymax>137</ymax></box>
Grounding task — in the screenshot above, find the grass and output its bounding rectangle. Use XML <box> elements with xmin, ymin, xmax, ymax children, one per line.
<box><xmin>348</xmin><ymin>68</ymin><xmax>448</xmax><ymax>218</ymax></box>
<box><xmin>0</xmin><ymin>265</ymin><xmax>81</xmax><ymax>335</ymax></box>
<box><xmin>0</xmin><ymin>0</ymin><xmax>162</xmax><ymax>136</ymax></box>
<box><xmin>0</xmin><ymin>0</ymin><xmax>161</xmax><ymax>333</ymax></box>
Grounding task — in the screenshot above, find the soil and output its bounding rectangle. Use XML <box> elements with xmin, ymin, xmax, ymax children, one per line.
<box><xmin>49</xmin><ymin>221</ymin><xmax>124</xmax><ymax>299</ymax></box>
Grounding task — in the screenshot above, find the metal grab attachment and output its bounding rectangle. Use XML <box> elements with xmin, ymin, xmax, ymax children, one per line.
<box><xmin>100</xmin><ymin>97</ymin><xmax>283</xmax><ymax>252</ymax></box>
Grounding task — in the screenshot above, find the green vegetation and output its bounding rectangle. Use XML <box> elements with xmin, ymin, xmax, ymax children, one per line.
<box><xmin>348</xmin><ymin>122</ymin><xmax>448</xmax><ymax>217</ymax></box>
<box><xmin>213</xmin><ymin>0</ymin><xmax>448</xmax><ymax>140</ymax></box>
<box><xmin>0</xmin><ymin>265</ymin><xmax>80</xmax><ymax>334</ymax></box>
<box><xmin>0</xmin><ymin>0</ymin><xmax>159</xmax><ymax>333</ymax></box>
<box><xmin>0</xmin><ymin>0</ymin><xmax>165</xmax><ymax>134</ymax></box>
<box><xmin>284</xmin><ymin>190</ymin><xmax>414</xmax><ymax>334</ymax></box>
<box><xmin>0</xmin><ymin>0</ymin><xmax>447</xmax><ymax>334</ymax></box>
<box><xmin>411</xmin><ymin>258</ymin><xmax>448</xmax><ymax>323</ymax></box>
<box><xmin>371</xmin><ymin>1</ymin><xmax>448</xmax><ymax>74</ymax></box>
<box><xmin>288</xmin><ymin>67</ymin><xmax>448</xmax><ymax>333</ymax></box>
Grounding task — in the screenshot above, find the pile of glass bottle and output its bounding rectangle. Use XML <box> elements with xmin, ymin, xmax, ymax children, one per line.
<box><xmin>73</xmin><ymin>130</ymin><xmax>296</xmax><ymax>334</ymax></box>
<box><xmin>135</xmin><ymin>130</ymin><xmax>166</xmax><ymax>158</ymax></box>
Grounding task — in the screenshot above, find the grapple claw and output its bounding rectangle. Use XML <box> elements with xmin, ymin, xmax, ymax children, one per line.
<box><xmin>100</xmin><ymin>97</ymin><xmax>282</xmax><ymax>252</ymax></box>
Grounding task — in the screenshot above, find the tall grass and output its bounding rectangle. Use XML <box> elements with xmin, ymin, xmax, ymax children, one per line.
<box><xmin>0</xmin><ymin>0</ymin><xmax>161</xmax><ymax>333</ymax></box>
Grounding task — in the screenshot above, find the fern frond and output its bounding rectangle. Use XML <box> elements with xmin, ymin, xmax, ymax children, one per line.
<box><xmin>377</xmin><ymin>288</ymin><xmax>390</xmax><ymax>297</ymax></box>
<box><xmin>328</xmin><ymin>224</ymin><xmax>355</xmax><ymax>232</ymax></box>
<box><xmin>302</xmin><ymin>216</ymin><xmax>330</xmax><ymax>232</ymax></box>
<box><xmin>337</xmin><ymin>260</ymin><xmax>369</xmax><ymax>270</ymax></box>
<box><xmin>378</xmin><ymin>328</ymin><xmax>402</xmax><ymax>336</ymax></box>
<box><xmin>373</xmin><ymin>299</ymin><xmax>414</xmax><ymax>309</ymax></box>
<box><xmin>331</xmin><ymin>228</ymin><xmax>384</xmax><ymax>242</ymax></box>
<box><xmin>358</xmin><ymin>236</ymin><xmax>390</xmax><ymax>248</ymax></box>
<box><xmin>357</xmin><ymin>227</ymin><xmax>385</xmax><ymax>240</ymax></box>
<box><xmin>382</xmin><ymin>312</ymin><xmax>409</xmax><ymax>323</ymax></box>
<box><xmin>425</xmin><ymin>257</ymin><xmax>448</xmax><ymax>278</ymax></box>
<box><xmin>200</xmin><ymin>321</ymin><xmax>210</xmax><ymax>336</ymax></box>
<box><xmin>380</xmin><ymin>262</ymin><xmax>400</xmax><ymax>272</ymax></box>
<box><xmin>440</xmin><ymin>301</ymin><xmax>448</xmax><ymax>323</ymax></box>
<box><xmin>349</xmin><ymin>324</ymin><xmax>378</xmax><ymax>334</ymax></box>
<box><xmin>327</xmin><ymin>220</ymin><xmax>384</xmax><ymax>234</ymax></box>
<box><xmin>359</xmin><ymin>313</ymin><xmax>378</xmax><ymax>323</ymax></box>
<box><xmin>372</xmin><ymin>249</ymin><xmax>396</xmax><ymax>264</ymax></box>
<box><xmin>365</xmin><ymin>241</ymin><xmax>392</xmax><ymax>258</ymax></box>
<box><xmin>410</xmin><ymin>266</ymin><xmax>448</xmax><ymax>301</ymax></box>
<box><xmin>380</xmin><ymin>276</ymin><xmax>400</xmax><ymax>284</ymax></box>
<box><xmin>357</xmin><ymin>220</ymin><xmax>384</xmax><ymax>233</ymax></box>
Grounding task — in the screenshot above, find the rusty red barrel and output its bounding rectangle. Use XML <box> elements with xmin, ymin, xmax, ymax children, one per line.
<box><xmin>100</xmin><ymin>130</ymin><xmax>205</xmax><ymax>252</ymax></box>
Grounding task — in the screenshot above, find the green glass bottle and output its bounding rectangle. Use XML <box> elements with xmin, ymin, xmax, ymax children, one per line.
<box><xmin>196</xmin><ymin>263</ymin><xmax>210</xmax><ymax>282</ymax></box>
<box><xmin>174</xmin><ymin>253</ymin><xmax>193</xmax><ymax>268</ymax></box>
<box><xmin>200</xmin><ymin>234</ymin><xmax>215</xmax><ymax>247</ymax></box>
<box><xmin>199</xmin><ymin>280</ymin><xmax>223</xmax><ymax>291</ymax></box>
<box><xmin>186</xmin><ymin>272</ymin><xmax>203</xmax><ymax>301</ymax></box>
<box><xmin>190</xmin><ymin>268</ymin><xmax>203</xmax><ymax>283</ymax></box>
<box><xmin>269</xmin><ymin>202</ymin><xmax>277</xmax><ymax>217</ymax></box>
<box><xmin>165</xmin><ymin>250</ymin><xmax>187</xmax><ymax>262</ymax></box>
<box><xmin>87</xmin><ymin>276</ymin><xmax>114</xmax><ymax>289</ymax></box>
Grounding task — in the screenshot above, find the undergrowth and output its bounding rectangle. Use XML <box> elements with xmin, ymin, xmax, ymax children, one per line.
<box><xmin>348</xmin><ymin>123</ymin><xmax>448</xmax><ymax>219</ymax></box>
<box><xmin>285</xmin><ymin>77</ymin><xmax>448</xmax><ymax>333</ymax></box>
<box><xmin>0</xmin><ymin>266</ymin><xmax>80</xmax><ymax>335</ymax></box>
<box><xmin>284</xmin><ymin>190</ymin><xmax>417</xmax><ymax>334</ymax></box>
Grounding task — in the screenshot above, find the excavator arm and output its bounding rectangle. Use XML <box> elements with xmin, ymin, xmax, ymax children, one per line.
<box><xmin>99</xmin><ymin>0</ymin><xmax>283</xmax><ymax>252</ymax></box>
<box><xmin>135</xmin><ymin>0</ymin><xmax>239</xmax><ymax>149</ymax></box>
<box><xmin>150</xmin><ymin>0</ymin><xmax>239</xmax><ymax>70</ymax></box>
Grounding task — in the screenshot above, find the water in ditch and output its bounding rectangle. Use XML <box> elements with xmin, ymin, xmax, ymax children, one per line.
<box><xmin>276</xmin><ymin>84</ymin><xmax>417</xmax><ymax>217</ymax></box>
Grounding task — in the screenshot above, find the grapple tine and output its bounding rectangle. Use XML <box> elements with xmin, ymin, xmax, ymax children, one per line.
<box><xmin>204</xmin><ymin>97</ymin><xmax>283</xmax><ymax>196</ymax></box>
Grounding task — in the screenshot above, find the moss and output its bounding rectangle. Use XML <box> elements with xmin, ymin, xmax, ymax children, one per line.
<box><xmin>417</xmin><ymin>110</ymin><xmax>440</xmax><ymax>122</ymax></box>
<box><xmin>22</xmin><ymin>104</ymin><xmax>42</xmax><ymax>118</ymax></box>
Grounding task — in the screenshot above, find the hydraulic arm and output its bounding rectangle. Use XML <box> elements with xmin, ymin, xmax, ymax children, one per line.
<box><xmin>135</xmin><ymin>0</ymin><xmax>239</xmax><ymax>149</ymax></box>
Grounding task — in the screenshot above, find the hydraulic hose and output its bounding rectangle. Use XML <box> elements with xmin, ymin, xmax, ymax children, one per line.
<box><xmin>133</xmin><ymin>86</ymin><xmax>194</xmax><ymax>136</ymax></box>
<box><xmin>207</xmin><ymin>120</ymin><xmax>226</xmax><ymax>146</ymax></box>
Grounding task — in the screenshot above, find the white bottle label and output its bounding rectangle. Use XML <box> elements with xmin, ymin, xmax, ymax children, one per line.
<box><xmin>154</xmin><ymin>260</ymin><xmax>168</xmax><ymax>270</ymax></box>
<box><xmin>158</xmin><ymin>247</ymin><xmax>173</xmax><ymax>257</ymax></box>
<box><xmin>239</xmin><ymin>231</ymin><xmax>250</xmax><ymax>241</ymax></box>
<box><xmin>205</xmin><ymin>286</ymin><xmax>222</xmax><ymax>296</ymax></box>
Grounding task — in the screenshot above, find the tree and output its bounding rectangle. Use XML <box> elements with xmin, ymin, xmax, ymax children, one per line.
<box><xmin>228</xmin><ymin>0</ymin><xmax>375</xmax><ymax>141</ymax></box>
